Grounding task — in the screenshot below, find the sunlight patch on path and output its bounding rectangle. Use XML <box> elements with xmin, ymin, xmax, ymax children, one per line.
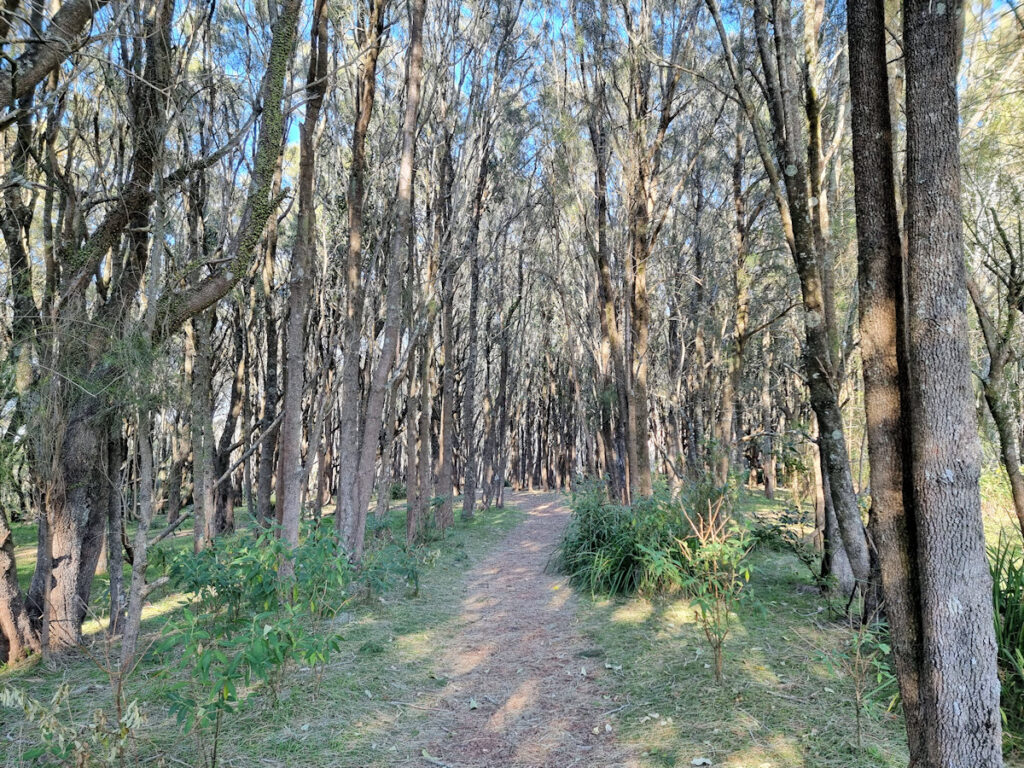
<box><xmin>406</xmin><ymin>492</ymin><xmax>641</xmax><ymax>768</ymax></box>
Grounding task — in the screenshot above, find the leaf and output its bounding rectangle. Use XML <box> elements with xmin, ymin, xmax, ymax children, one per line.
<box><xmin>469</xmin><ymin>697</ymin><xmax>479</xmax><ymax>710</ymax></box>
<box><xmin>421</xmin><ymin>748</ymin><xmax>450</xmax><ymax>767</ymax></box>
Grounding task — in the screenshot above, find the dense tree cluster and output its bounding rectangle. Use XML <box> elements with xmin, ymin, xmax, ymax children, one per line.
<box><xmin>1</xmin><ymin>0</ymin><xmax>1021</xmax><ymax>763</ymax></box>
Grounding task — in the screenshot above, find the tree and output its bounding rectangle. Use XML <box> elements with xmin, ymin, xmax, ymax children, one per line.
<box><xmin>850</xmin><ymin>0</ymin><xmax>1003</xmax><ymax>761</ymax></box>
<box><xmin>705</xmin><ymin>0</ymin><xmax>870</xmax><ymax>598</ymax></box>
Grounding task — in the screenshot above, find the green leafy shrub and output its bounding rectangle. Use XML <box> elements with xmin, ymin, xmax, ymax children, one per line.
<box><xmin>164</xmin><ymin>522</ymin><xmax>354</xmax><ymax>620</ymax></box>
<box><xmin>990</xmin><ymin>533</ymin><xmax>1024</xmax><ymax>746</ymax></box>
<box><xmin>678</xmin><ymin>499</ymin><xmax>752</xmax><ymax>683</ymax></box>
<box><xmin>290</xmin><ymin>522</ymin><xmax>353</xmax><ymax>619</ymax></box>
<box><xmin>156</xmin><ymin>523</ymin><xmax>355</xmax><ymax>766</ymax></box>
<box><xmin>553</xmin><ymin>480</ymin><xmax>693</xmax><ymax>595</ymax></box>
<box><xmin>158</xmin><ymin>606</ymin><xmax>341</xmax><ymax>767</ymax></box>
<box><xmin>164</xmin><ymin>531</ymin><xmax>282</xmax><ymax>619</ymax></box>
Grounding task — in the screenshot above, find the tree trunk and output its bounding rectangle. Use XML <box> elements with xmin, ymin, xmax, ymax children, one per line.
<box><xmin>460</xmin><ymin>127</ymin><xmax>491</xmax><ymax>521</ymax></box>
<box><xmin>257</xmin><ymin>166</ymin><xmax>283</xmax><ymax>527</ymax></box>
<box><xmin>339</xmin><ymin>0</ymin><xmax>425</xmax><ymax>559</ymax></box>
<box><xmin>40</xmin><ymin>409</ymin><xmax>111</xmax><ymax>652</ymax></box>
<box><xmin>0</xmin><ymin>506</ymin><xmax>39</xmax><ymax>663</ymax></box>
<box><xmin>903</xmin><ymin>0</ymin><xmax>1002</xmax><ymax>758</ymax></box>
<box><xmin>848</xmin><ymin>0</ymin><xmax>923</xmax><ymax>752</ymax></box>
<box><xmin>337</xmin><ymin>0</ymin><xmax>388</xmax><ymax>555</ymax></box>
<box><xmin>120</xmin><ymin>411</ymin><xmax>156</xmax><ymax>668</ymax></box>
<box><xmin>106</xmin><ymin>429</ymin><xmax>125</xmax><ymax>634</ymax></box>
<box><xmin>437</xmin><ymin>256</ymin><xmax>457</xmax><ymax>530</ymax></box>
<box><xmin>279</xmin><ymin>0</ymin><xmax>327</xmax><ymax>577</ymax></box>
<box><xmin>190</xmin><ymin>313</ymin><xmax>217</xmax><ymax>551</ymax></box>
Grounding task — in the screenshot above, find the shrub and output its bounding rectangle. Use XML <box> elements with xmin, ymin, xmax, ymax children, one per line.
<box><xmin>290</xmin><ymin>522</ymin><xmax>353</xmax><ymax>619</ymax></box>
<box><xmin>678</xmin><ymin>499</ymin><xmax>752</xmax><ymax>683</ymax></box>
<box><xmin>164</xmin><ymin>530</ymin><xmax>282</xmax><ymax>620</ymax></box>
<box><xmin>164</xmin><ymin>522</ymin><xmax>354</xmax><ymax>620</ymax></box>
<box><xmin>158</xmin><ymin>606</ymin><xmax>342</xmax><ymax>768</ymax></box>
<box><xmin>157</xmin><ymin>524</ymin><xmax>354</xmax><ymax>767</ymax></box>
<box><xmin>819</xmin><ymin>619</ymin><xmax>899</xmax><ymax>748</ymax></box>
<box><xmin>553</xmin><ymin>480</ymin><xmax>693</xmax><ymax>595</ymax></box>
<box><xmin>990</xmin><ymin>533</ymin><xmax>1024</xmax><ymax>746</ymax></box>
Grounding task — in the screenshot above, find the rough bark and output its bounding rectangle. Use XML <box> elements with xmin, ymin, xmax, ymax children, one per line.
<box><xmin>847</xmin><ymin>0</ymin><xmax>924</xmax><ymax>756</ymax></box>
<box><xmin>0</xmin><ymin>506</ymin><xmax>39</xmax><ymax>663</ymax></box>
<box><xmin>190</xmin><ymin>313</ymin><xmax>217</xmax><ymax>551</ymax></box>
<box><xmin>278</xmin><ymin>0</ymin><xmax>327</xmax><ymax>577</ymax></box>
<box><xmin>903</xmin><ymin>0</ymin><xmax>1002</xmax><ymax>759</ymax></box>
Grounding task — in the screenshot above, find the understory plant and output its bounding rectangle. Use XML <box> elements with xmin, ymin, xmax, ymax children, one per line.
<box><xmin>990</xmin><ymin>532</ymin><xmax>1024</xmax><ymax>749</ymax></box>
<box><xmin>553</xmin><ymin>480</ymin><xmax>695</xmax><ymax>595</ymax></box>
<box><xmin>158</xmin><ymin>605</ymin><xmax>342</xmax><ymax>767</ymax></box>
<box><xmin>0</xmin><ymin>683</ymin><xmax>143</xmax><ymax>767</ymax></box>
<box><xmin>156</xmin><ymin>522</ymin><xmax>356</xmax><ymax>766</ymax></box>
<box><xmin>820</xmin><ymin>618</ymin><xmax>899</xmax><ymax>749</ymax></box>
<box><xmin>679</xmin><ymin>498</ymin><xmax>752</xmax><ymax>683</ymax></box>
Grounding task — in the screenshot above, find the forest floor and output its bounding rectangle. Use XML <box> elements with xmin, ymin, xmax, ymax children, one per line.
<box><xmin>391</xmin><ymin>492</ymin><xmax>636</xmax><ymax>768</ymax></box>
<box><xmin>4</xmin><ymin>488</ymin><xmax>1022</xmax><ymax>767</ymax></box>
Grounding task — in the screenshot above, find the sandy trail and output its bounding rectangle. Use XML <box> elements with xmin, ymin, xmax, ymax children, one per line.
<box><xmin>415</xmin><ymin>492</ymin><xmax>637</xmax><ymax>768</ymax></box>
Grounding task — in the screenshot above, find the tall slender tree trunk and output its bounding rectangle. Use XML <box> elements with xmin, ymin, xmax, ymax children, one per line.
<box><xmin>848</xmin><ymin>0</ymin><xmax>922</xmax><ymax>752</ymax></box>
<box><xmin>337</xmin><ymin>0</ymin><xmax>388</xmax><ymax>552</ymax></box>
<box><xmin>257</xmin><ymin>160</ymin><xmax>285</xmax><ymax>527</ymax></box>
<box><xmin>279</xmin><ymin>0</ymin><xmax>327</xmax><ymax>577</ymax></box>
<box><xmin>340</xmin><ymin>0</ymin><xmax>425</xmax><ymax>559</ymax></box>
<box><xmin>437</xmin><ymin>257</ymin><xmax>457</xmax><ymax>530</ymax></box>
<box><xmin>459</xmin><ymin>127</ymin><xmax>491</xmax><ymax>522</ymax></box>
<box><xmin>190</xmin><ymin>313</ymin><xmax>216</xmax><ymax>552</ymax></box>
<box><xmin>106</xmin><ymin>429</ymin><xmax>125</xmax><ymax>634</ymax></box>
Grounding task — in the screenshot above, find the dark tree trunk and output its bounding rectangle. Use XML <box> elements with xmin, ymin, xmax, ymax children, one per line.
<box><xmin>847</xmin><ymin>0</ymin><xmax>924</xmax><ymax>756</ymax></box>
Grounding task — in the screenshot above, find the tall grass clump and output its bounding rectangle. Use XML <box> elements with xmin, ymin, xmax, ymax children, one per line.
<box><xmin>991</xmin><ymin>533</ymin><xmax>1024</xmax><ymax>747</ymax></box>
<box><xmin>553</xmin><ymin>480</ymin><xmax>696</xmax><ymax>595</ymax></box>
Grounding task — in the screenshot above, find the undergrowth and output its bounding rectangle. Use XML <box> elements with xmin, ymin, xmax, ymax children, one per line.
<box><xmin>574</xmin><ymin>489</ymin><xmax>909</xmax><ymax>767</ymax></box>
<box><xmin>554</xmin><ymin>478</ymin><xmax>742</xmax><ymax>596</ymax></box>
<box><xmin>0</xmin><ymin>502</ymin><xmax>522</xmax><ymax>767</ymax></box>
<box><xmin>990</xmin><ymin>533</ymin><xmax>1024</xmax><ymax>752</ymax></box>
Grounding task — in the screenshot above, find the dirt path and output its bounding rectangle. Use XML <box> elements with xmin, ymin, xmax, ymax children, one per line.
<box><xmin>416</xmin><ymin>492</ymin><xmax>637</xmax><ymax>768</ymax></box>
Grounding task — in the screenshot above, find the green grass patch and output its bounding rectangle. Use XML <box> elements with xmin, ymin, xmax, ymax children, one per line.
<box><xmin>575</xmin><ymin>491</ymin><xmax>909</xmax><ymax>768</ymax></box>
<box><xmin>0</xmin><ymin>501</ymin><xmax>522</xmax><ymax>767</ymax></box>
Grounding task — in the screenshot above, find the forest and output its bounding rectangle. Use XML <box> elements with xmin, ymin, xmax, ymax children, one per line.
<box><xmin>0</xmin><ymin>0</ymin><xmax>1021</xmax><ymax>765</ymax></box>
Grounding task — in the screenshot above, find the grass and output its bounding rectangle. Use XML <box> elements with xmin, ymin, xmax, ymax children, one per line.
<box><xmin>0</xmin><ymin>499</ymin><xmax>523</xmax><ymax>767</ymax></box>
<box><xmin>573</xmin><ymin>487</ymin><xmax>1001</xmax><ymax>768</ymax></box>
<box><xmin>5</xmin><ymin>477</ymin><xmax>1024</xmax><ymax>767</ymax></box>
